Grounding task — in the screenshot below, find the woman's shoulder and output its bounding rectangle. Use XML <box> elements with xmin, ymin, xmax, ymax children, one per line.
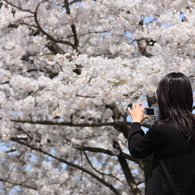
<box><xmin>146</xmin><ymin>121</ymin><xmax>165</xmax><ymax>136</ymax></box>
<box><xmin>148</xmin><ymin>121</ymin><xmax>175</xmax><ymax>136</ymax></box>
<box><xmin>155</xmin><ymin>120</ymin><xmax>175</xmax><ymax>129</ymax></box>
<box><xmin>153</xmin><ymin>120</ymin><xmax>182</xmax><ymax>138</ymax></box>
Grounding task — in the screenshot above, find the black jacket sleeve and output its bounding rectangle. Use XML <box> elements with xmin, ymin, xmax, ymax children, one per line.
<box><xmin>128</xmin><ymin>122</ymin><xmax>165</xmax><ymax>159</ymax></box>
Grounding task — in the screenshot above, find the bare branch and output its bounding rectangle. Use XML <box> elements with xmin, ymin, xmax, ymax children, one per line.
<box><xmin>83</xmin><ymin>151</ymin><xmax>123</xmax><ymax>183</ymax></box>
<box><xmin>2</xmin><ymin>0</ymin><xmax>34</xmax><ymax>14</ymax></box>
<box><xmin>75</xmin><ymin>145</ymin><xmax>137</xmax><ymax>162</ymax></box>
<box><xmin>69</xmin><ymin>0</ymin><xmax>84</xmax><ymax>5</ymax></box>
<box><xmin>10</xmin><ymin>138</ymin><xmax>121</xmax><ymax>195</ymax></box>
<box><xmin>9</xmin><ymin>118</ymin><xmax>151</xmax><ymax>129</ymax></box>
<box><xmin>34</xmin><ymin>2</ymin><xmax>76</xmax><ymax>49</ymax></box>
<box><xmin>9</xmin><ymin>118</ymin><xmax>125</xmax><ymax>126</ymax></box>
<box><xmin>113</xmin><ymin>141</ymin><xmax>141</xmax><ymax>195</ymax></box>
<box><xmin>5</xmin><ymin>152</ymin><xmax>24</xmax><ymax>183</ymax></box>
<box><xmin>64</xmin><ymin>0</ymin><xmax>79</xmax><ymax>49</ymax></box>
<box><xmin>0</xmin><ymin>178</ymin><xmax>37</xmax><ymax>191</ymax></box>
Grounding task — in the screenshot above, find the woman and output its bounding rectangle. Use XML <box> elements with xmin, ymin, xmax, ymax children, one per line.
<box><xmin>128</xmin><ymin>72</ymin><xmax>195</xmax><ymax>195</ymax></box>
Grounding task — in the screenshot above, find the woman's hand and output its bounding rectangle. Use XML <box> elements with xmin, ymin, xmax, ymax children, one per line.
<box><xmin>127</xmin><ymin>102</ymin><xmax>149</xmax><ymax>123</ymax></box>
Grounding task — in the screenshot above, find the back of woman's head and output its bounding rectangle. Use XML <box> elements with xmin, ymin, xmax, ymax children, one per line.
<box><xmin>157</xmin><ymin>72</ymin><xmax>195</xmax><ymax>140</ymax></box>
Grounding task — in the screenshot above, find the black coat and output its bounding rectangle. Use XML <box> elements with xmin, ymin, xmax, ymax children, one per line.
<box><xmin>128</xmin><ymin>121</ymin><xmax>195</xmax><ymax>195</ymax></box>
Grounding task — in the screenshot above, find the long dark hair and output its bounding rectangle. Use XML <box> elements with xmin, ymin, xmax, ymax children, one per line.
<box><xmin>157</xmin><ymin>72</ymin><xmax>195</xmax><ymax>140</ymax></box>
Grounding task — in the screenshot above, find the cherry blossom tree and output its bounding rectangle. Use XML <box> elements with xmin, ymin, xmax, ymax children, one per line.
<box><xmin>0</xmin><ymin>0</ymin><xmax>195</xmax><ymax>194</ymax></box>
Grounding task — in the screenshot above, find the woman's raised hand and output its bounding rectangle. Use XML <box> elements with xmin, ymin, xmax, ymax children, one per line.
<box><xmin>127</xmin><ymin>102</ymin><xmax>149</xmax><ymax>123</ymax></box>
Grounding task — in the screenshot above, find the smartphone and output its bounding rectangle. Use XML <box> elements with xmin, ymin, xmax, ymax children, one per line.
<box><xmin>144</xmin><ymin>108</ymin><xmax>158</xmax><ymax>116</ymax></box>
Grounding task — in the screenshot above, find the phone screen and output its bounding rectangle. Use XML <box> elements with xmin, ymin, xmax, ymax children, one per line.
<box><xmin>146</xmin><ymin>108</ymin><xmax>155</xmax><ymax>116</ymax></box>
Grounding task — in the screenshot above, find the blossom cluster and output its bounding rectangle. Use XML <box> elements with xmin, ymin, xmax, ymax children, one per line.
<box><xmin>0</xmin><ymin>0</ymin><xmax>195</xmax><ymax>194</ymax></box>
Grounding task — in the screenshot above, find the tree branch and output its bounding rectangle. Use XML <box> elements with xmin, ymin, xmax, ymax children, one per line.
<box><xmin>10</xmin><ymin>138</ymin><xmax>121</xmax><ymax>195</ymax></box>
<box><xmin>5</xmin><ymin>152</ymin><xmax>24</xmax><ymax>183</ymax></box>
<box><xmin>2</xmin><ymin>0</ymin><xmax>34</xmax><ymax>14</ymax></box>
<box><xmin>9</xmin><ymin>118</ymin><xmax>151</xmax><ymax>129</ymax></box>
<box><xmin>69</xmin><ymin>0</ymin><xmax>84</xmax><ymax>5</ymax></box>
<box><xmin>75</xmin><ymin>145</ymin><xmax>141</xmax><ymax>164</ymax></box>
<box><xmin>137</xmin><ymin>38</ymin><xmax>153</xmax><ymax>58</ymax></box>
<box><xmin>0</xmin><ymin>178</ymin><xmax>37</xmax><ymax>191</ymax></box>
<box><xmin>83</xmin><ymin>151</ymin><xmax>123</xmax><ymax>183</ymax></box>
<box><xmin>64</xmin><ymin>0</ymin><xmax>79</xmax><ymax>49</ymax></box>
<box><xmin>34</xmin><ymin>2</ymin><xmax>76</xmax><ymax>49</ymax></box>
<box><xmin>113</xmin><ymin>141</ymin><xmax>141</xmax><ymax>195</ymax></box>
